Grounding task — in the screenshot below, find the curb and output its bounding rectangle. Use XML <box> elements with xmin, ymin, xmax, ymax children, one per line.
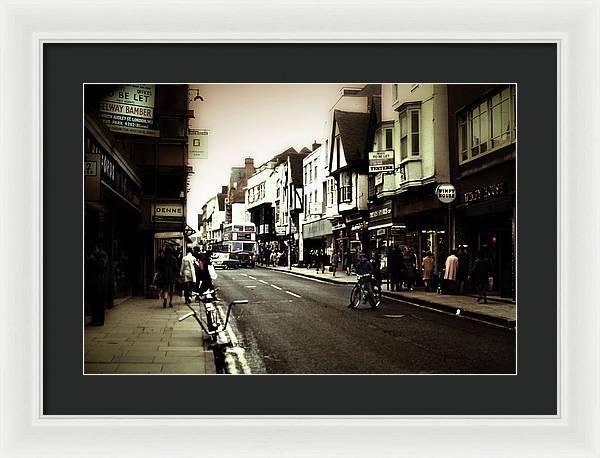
<box><xmin>381</xmin><ymin>292</ymin><xmax>516</xmax><ymax>329</ymax></box>
<box><xmin>258</xmin><ymin>265</ymin><xmax>515</xmax><ymax>329</ymax></box>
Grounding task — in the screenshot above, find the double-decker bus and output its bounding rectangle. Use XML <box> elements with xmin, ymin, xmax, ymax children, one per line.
<box><xmin>218</xmin><ymin>223</ymin><xmax>257</xmax><ymax>267</ymax></box>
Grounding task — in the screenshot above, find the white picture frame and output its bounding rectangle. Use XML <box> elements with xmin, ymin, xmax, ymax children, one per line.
<box><xmin>1</xmin><ymin>0</ymin><xmax>598</xmax><ymax>456</ymax></box>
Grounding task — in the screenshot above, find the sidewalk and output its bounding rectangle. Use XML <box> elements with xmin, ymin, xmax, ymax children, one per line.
<box><xmin>84</xmin><ymin>295</ymin><xmax>217</xmax><ymax>374</ymax></box>
<box><xmin>259</xmin><ymin>265</ymin><xmax>516</xmax><ymax>328</ymax></box>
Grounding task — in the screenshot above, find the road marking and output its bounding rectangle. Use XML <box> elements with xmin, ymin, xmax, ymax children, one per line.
<box><xmin>285</xmin><ymin>291</ymin><xmax>301</xmax><ymax>298</ymax></box>
<box><xmin>278</xmin><ymin>270</ymin><xmax>340</xmax><ymax>285</ymax></box>
<box><xmin>270</xmin><ymin>284</ymin><xmax>282</xmax><ymax>290</ymax></box>
<box><xmin>248</xmin><ymin>275</ymin><xmax>256</xmax><ymax>280</ymax></box>
<box><xmin>258</xmin><ymin>280</ymin><xmax>268</xmax><ymax>284</ymax></box>
<box><xmin>240</xmin><ymin>273</ymin><xmax>248</xmax><ymax>277</ymax></box>
<box><xmin>246</xmin><ymin>285</ymin><xmax>256</xmax><ymax>288</ymax></box>
<box><xmin>383</xmin><ymin>314</ymin><xmax>405</xmax><ymax>318</ymax></box>
<box><xmin>216</xmin><ymin>305</ymin><xmax>252</xmax><ymax>374</ymax></box>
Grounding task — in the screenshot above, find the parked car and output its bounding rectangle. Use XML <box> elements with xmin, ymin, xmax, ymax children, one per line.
<box><xmin>211</xmin><ymin>252</ymin><xmax>240</xmax><ymax>269</ymax></box>
<box><xmin>236</xmin><ymin>252</ymin><xmax>256</xmax><ymax>268</ymax></box>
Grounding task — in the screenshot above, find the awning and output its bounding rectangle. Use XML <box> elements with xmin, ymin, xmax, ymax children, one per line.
<box><xmin>368</xmin><ymin>222</ymin><xmax>393</xmax><ymax>231</ymax></box>
<box><xmin>303</xmin><ymin>218</ymin><xmax>333</xmax><ymax>239</ymax></box>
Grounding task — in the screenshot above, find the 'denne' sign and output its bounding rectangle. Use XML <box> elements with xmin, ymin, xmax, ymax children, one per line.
<box><xmin>435</xmin><ymin>183</ymin><xmax>457</xmax><ymax>204</ymax></box>
<box><xmin>153</xmin><ymin>204</ymin><xmax>184</xmax><ymax>221</ymax></box>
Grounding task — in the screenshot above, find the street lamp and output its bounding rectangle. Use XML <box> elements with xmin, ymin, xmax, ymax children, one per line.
<box><xmin>188</xmin><ymin>88</ymin><xmax>204</xmax><ymax>102</ymax></box>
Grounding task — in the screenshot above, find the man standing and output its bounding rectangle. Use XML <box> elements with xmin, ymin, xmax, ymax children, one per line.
<box><xmin>87</xmin><ymin>244</ymin><xmax>109</xmax><ymax>326</ymax></box>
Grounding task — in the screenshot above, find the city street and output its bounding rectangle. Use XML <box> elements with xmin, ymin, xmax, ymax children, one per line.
<box><xmin>215</xmin><ymin>267</ymin><xmax>516</xmax><ymax>374</ymax></box>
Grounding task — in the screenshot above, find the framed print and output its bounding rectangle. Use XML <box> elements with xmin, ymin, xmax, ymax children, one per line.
<box><xmin>1</xmin><ymin>0</ymin><xmax>599</xmax><ymax>457</ymax></box>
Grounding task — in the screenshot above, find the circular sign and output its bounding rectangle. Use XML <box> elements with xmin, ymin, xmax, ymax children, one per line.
<box><xmin>435</xmin><ymin>183</ymin><xmax>457</xmax><ymax>204</ymax></box>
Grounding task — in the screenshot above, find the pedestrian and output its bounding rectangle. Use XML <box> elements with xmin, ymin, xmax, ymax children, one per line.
<box><xmin>403</xmin><ymin>248</ymin><xmax>416</xmax><ymax>291</ymax></box>
<box><xmin>192</xmin><ymin>246</ymin><xmax>203</xmax><ymax>293</ymax></box>
<box><xmin>198</xmin><ymin>250</ymin><xmax>215</xmax><ymax>296</ymax></box>
<box><xmin>344</xmin><ymin>249</ymin><xmax>352</xmax><ymax>275</ymax></box>
<box><xmin>320</xmin><ymin>249</ymin><xmax>326</xmax><ymax>274</ymax></box>
<box><xmin>180</xmin><ymin>248</ymin><xmax>196</xmax><ymax>305</ymax></box>
<box><xmin>444</xmin><ymin>249</ymin><xmax>459</xmax><ymax>294</ymax></box>
<box><xmin>156</xmin><ymin>245</ymin><xmax>178</xmax><ymax>308</ymax></box>
<box><xmin>457</xmin><ymin>245</ymin><xmax>469</xmax><ymax>293</ymax></box>
<box><xmin>87</xmin><ymin>243</ymin><xmax>109</xmax><ymax>326</ymax></box>
<box><xmin>372</xmin><ymin>249</ymin><xmax>382</xmax><ymax>291</ymax></box>
<box><xmin>470</xmin><ymin>250</ymin><xmax>490</xmax><ymax>304</ymax></box>
<box><xmin>331</xmin><ymin>250</ymin><xmax>339</xmax><ymax>276</ymax></box>
<box><xmin>387</xmin><ymin>245</ymin><xmax>399</xmax><ymax>291</ymax></box>
<box><xmin>422</xmin><ymin>251</ymin><xmax>434</xmax><ymax>292</ymax></box>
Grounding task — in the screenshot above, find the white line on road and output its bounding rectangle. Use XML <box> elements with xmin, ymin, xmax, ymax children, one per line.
<box><xmin>216</xmin><ymin>305</ymin><xmax>252</xmax><ymax>374</ymax></box>
<box><xmin>270</xmin><ymin>284</ymin><xmax>282</xmax><ymax>290</ymax></box>
<box><xmin>258</xmin><ymin>280</ymin><xmax>268</xmax><ymax>284</ymax></box>
<box><xmin>240</xmin><ymin>273</ymin><xmax>248</xmax><ymax>277</ymax></box>
<box><xmin>248</xmin><ymin>275</ymin><xmax>257</xmax><ymax>280</ymax></box>
<box><xmin>278</xmin><ymin>270</ymin><xmax>338</xmax><ymax>285</ymax></box>
<box><xmin>285</xmin><ymin>291</ymin><xmax>301</xmax><ymax>298</ymax></box>
<box><xmin>246</xmin><ymin>285</ymin><xmax>256</xmax><ymax>288</ymax></box>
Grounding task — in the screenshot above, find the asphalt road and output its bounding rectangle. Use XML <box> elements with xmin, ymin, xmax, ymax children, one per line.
<box><xmin>214</xmin><ymin>267</ymin><xmax>516</xmax><ymax>374</ymax></box>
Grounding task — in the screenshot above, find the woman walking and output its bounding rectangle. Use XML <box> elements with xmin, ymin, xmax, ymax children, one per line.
<box><xmin>180</xmin><ymin>248</ymin><xmax>197</xmax><ymax>305</ymax></box>
<box><xmin>422</xmin><ymin>251</ymin><xmax>434</xmax><ymax>292</ymax></box>
<box><xmin>156</xmin><ymin>246</ymin><xmax>178</xmax><ymax>308</ymax></box>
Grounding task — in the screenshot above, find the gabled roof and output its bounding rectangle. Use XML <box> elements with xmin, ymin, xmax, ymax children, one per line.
<box><xmin>333</xmin><ymin>110</ymin><xmax>371</xmax><ymax>163</ymax></box>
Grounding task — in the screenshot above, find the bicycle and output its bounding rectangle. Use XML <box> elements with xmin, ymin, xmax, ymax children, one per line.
<box><xmin>348</xmin><ymin>274</ymin><xmax>381</xmax><ymax>309</ymax></box>
<box><xmin>178</xmin><ymin>289</ymin><xmax>247</xmax><ymax>343</ymax></box>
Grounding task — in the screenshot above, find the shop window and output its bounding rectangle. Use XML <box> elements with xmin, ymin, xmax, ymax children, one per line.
<box><xmin>458</xmin><ymin>86</ymin><xmax>516</xmax><ymax>164</ymax></box>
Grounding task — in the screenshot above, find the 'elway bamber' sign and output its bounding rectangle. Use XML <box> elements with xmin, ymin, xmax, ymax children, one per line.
<box><xmin>153</xmin><ymin>204</ymin><xmax>184</xmax><ymax>221</ymax></box>
<box><xmin>99</xmin><ymin>84</ymin><xmax>159</xmax><ymax>137</ymax></box>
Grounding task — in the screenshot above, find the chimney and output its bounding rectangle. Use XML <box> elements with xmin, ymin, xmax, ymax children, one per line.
<box><xmin>221</xmin><ymin>185</ymin><xmax>228</xmax><ymax>194</ymax></box>
<box><xmin>245</xmin><ymin>157</ymin><xmax>255</xmax><ymax>177</ymax></box>
<box><xmin>312</xmin><ymin>140</ymin><xmax>321</xmax><ymax>151</ymax></box>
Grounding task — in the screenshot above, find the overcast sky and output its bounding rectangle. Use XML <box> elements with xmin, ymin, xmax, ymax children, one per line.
<box><xmin>186</xmin><ymin>84</ymin><xmax>350</xmax><ymax>228</ymax></box>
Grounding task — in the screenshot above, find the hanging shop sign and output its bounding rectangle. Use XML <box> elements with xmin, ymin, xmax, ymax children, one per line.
<box><xmin>275</xmin><ymin>226</ymin><xmax>286</xmax><ymax>236</ymax></box>
<box><xmin>464</xmin><ymin>182</ymin><xmax>507</xmax><ymax>204</ymax></box>
<box><xmin>98</xmin><ymin>84</ymin><xmax>159</xmax><ymax>137</ymax></box>
<box><xmin>435</xmin><ymin>183</ymin><xmax>457</xmax><ymax>204</ymax></box>
<box><xmin>84</xmin><ymin>153</ymin><xmax>101</xmax><ymax>201</ymax></box>
<box><xmin>368</xmin><ymin>151</ymin><xmax>394</xmax><ymax>173</ymax></box>
<box><xmin>153</xmin><ymin>203</ymin><xmax>184</xmax><ymax>222</ymax></box>
<box><xmin>188</xmin><ymin>129</ymin><xmax>209</xmax><ymax>160</ymax></box>
<box><xmin>374</xmin><ymin>173</ymin><xmax>384</xmax><ymax>186</ymax></box>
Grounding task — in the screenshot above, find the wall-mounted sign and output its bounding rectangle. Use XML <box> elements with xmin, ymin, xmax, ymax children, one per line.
<box><xmin>375</xmin><ymin>173</ymin><xmax>384</xmax><ymax>186</ymax></box>
<box><xmin>464</xmin><ymin>182</ymin><xmax>507</xmax><ymax>204</ymax></box>
<box><xmin>153</xmin><ymin>203</ymin><xmax>184</xmax><ymax>222</ymax></box>
<box><xmin>84</xmin><ymin>161</ymin><xmax>97</xmax><ymax>176</ymax></box>
<box><xmin>309</xmin><ymin>202</ymin><xmax>322</xmax><ymax>215</ymax></box>
<box><xmin>188</xmin><ymin>129</ymin><xmax>209</xmax><ymax>160</ymax></box>
<box><xmin>369</xmin><ymin>201</ymin><xmax>393</xmax><ymax>223</ymax></box>
<box><xmin>276</xmin><ymin>226</ymin><xmax>286</xmax><ymax>236</ymax></box>
<box><xmin>351</xmin><ymin>222</ymin><xmax>367</xmax><ymax>232</ymax></box>
<box><xmin>98</xmin><ymin>85</ymin><xmax>159</xmax><ymax>137</ymax></box>
<box><xmin>377</xmin><ymin>229</ymin><xmax>387</xmax><ymax>236</ymax></box>
<box><xmin>435</xmin><ymin>183</ymin><xmax>457</xmax><ymax>204</ymax></box>
<box><xmin>369</xmin><ymin>151</ymin><xmax>394</xmax><ymax>173</ymax></box>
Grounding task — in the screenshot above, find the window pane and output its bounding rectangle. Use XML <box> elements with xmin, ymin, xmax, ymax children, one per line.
<box><xmin>400</xmin><ymin>137</ymin><xmax>407</xmax><ymax>160</ymax></box>
<box><xmin>501</xmin><ymin>99</ymin><xmax>510</xmax><ymax>132</ymax></box>
<box><xmin>492</xmin><ymin>104</ymin><xmax>502</xmax><ymax>138</ymax></box>
<box><xmin>400</xmin><ymin>114</ymin><xmax>407</xmax><ymax>136</ymax></box>
<box><xmin>411</xmin><ymin>133</ymin><xmax>419</xmax><ymax>155</ymax></box>
<box><xmin>411</xmin><ymin>111</ymin><xmax>419</xmax><ymax>133</ymax></box>
<box><xmin>385</xmin><ymin>128</ymin><xmax>393</xmax><ymax>150</ymax></box>
<box><xmin>472</xmin><ymin>116</ymin><xmax>480</xmax><ymax>145</ymax></box>
<box><xmin>480</xmin><ymin>109</ymin><xmax>488</xmax><ymax>143</ymax></box>
<box><xmin>472</xmin><ymin>105</ymin><xmax>479</xmax><ymax>117</ymax></box>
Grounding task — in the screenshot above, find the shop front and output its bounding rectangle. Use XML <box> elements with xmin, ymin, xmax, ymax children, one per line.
<box><xmin>85</xmin><ymin>129</ymin><xmax>143</xmax><ymax>299</ymax></box>
<box><xmin>455</xmin><ymin>171</ymin><xmax>515</xmax><ymax>299</ymax></box>
<box><xmin>302</xmin><ymin>218</ymin><xmax>333</xmax><ymax>268</ymax></box>
<box><xmin>391</xmin><ymin>184</ymin><xmax>448</xmax><ymax>277</ymax></box>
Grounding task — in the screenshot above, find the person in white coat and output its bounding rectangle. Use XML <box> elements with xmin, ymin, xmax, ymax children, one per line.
<box><xmin>180</xmin><ymin>248</ymin><xmax>197</xmax><ymax>304</ymax></box>
<box><xmin>444</xmin><ymin>249</ymin><xmax>459</xmax><ymax>294</ymax></box>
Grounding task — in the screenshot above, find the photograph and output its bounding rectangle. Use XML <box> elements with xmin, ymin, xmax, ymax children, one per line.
<box><xmin>84</xmin><ymin>82</ymin><xmax>516</xmax><ymax>375</ymax></box>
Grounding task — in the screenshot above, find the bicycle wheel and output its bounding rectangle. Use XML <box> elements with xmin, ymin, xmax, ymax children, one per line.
<box><xmin>371</xmin><ymin>283</ymin><xmax>382</xmax><ymax>309</ymax></box>
<box><xmin>349</xmin><ymin>285</ymin><xmax>361</xmax><ymax>308</ymax></box>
